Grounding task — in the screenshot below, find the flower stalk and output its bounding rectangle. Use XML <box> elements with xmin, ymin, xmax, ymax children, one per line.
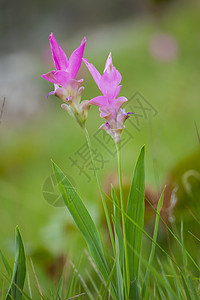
<box><xmin>83</xmin><ymin>126</ymin><xmax>115</xmax><ymax>252</ymax></box>
<box><xmin>116</xmin><ymin>142</ymin><xmax>130</xmax><ymax>296</ymax></box>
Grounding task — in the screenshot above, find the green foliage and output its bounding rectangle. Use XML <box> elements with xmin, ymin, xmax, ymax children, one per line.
<box><xmin>142</xmin><ymin>188</ymin><xmax>164</xmax><ymax>299</ymax></box>
<box><xmin>0</xmin><ymin>251</ymin><xmax>12</xmax><ymax>278</ymax></box>
<box><xmin>6</xmin><ymin>227</ymin><xmax>26</xmax><ymax>300</ymax></box>
<box><xmin>125</xmin><ymin>145</ymin><xmax>145</xmax><ymax>298</ymax></box>
<box><xmin>51</xmin><ymin>161</ymin><xmax>111</xmax><ymax>292</ymax></box>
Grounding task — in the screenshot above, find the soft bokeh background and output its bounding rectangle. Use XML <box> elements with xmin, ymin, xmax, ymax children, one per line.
<box><xmin>0</xmin><ymin>0</ymin><xmax>200</xmax><ymax>293</ymax></box>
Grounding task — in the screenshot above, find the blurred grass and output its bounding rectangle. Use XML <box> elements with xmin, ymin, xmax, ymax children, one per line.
<box><xmin>0</xmin><ymin>0</ymin><xmax>200</xmax><ymax>282</ymax></box>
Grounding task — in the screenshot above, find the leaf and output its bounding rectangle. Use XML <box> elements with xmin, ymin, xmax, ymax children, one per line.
<box><xmin>142</xmin><ymin>188</ymin><xmax>165</xmax><ymax>299</ymax></box>
<box><xmin>56</xmin><ymin>272</ymin><xmax>64</xmax><ymax>300</ymax></box>
<box><xmin>111</xmin><ymin>186</ymin><xmax>124</xmax><ymax>300</ymax></box>
<box><xmin>113</xmin><ymin>224</ymin><xmax>124</xmax><ymax>300</ymax></box>
<box><xmin>111</xmin><ymin>186</ymin><xmax>123</xmax><ymax>273</ymax></box>
<box><xmin>101</xmin><ymin>258</ymin><xmax>117</xmax><ymax>300</ymax></box>
<box><xmin>0</xmin><ymin>250</ymin><xmax>12</xmax><ymax>278</ymax></box>
<box><xmin>125</xmin><ymin>145</ymin><xmax>145</xmax><ymax>298</ymax></box>
<box><xmin>52</xmin><ymin>161</ymin><xmax>110</xmax><ymax>285</ymax></box>
<box><xmin>181</xmin><ymin>273</ymin><xmax>192</xmax><ymax>300</ymax></box>
<box><xmin>6</xmin><ymin>226</ymin><xmax>26</xmax><ymax>300</ymax></box>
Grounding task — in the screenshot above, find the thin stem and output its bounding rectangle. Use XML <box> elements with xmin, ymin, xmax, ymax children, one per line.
<box><xmin>116</xmin><ymin>142</ymin><xmax>130</xmax><ymax>296</ymax></box>
<box><xmin>83</xmin><ymin>126</ymin><xmax>115</xmax><ymax>252</ymax></box>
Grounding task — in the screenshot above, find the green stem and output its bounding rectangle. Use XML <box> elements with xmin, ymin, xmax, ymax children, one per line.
<box><xmin>83</xmin><ymin>126</ymin><xmax>115</xmax><ymax>252</ymax></box>
<box><xmin>116</xmin><ymin>142</ymin><xmax>130</xmax><ymax>297</ymax></box>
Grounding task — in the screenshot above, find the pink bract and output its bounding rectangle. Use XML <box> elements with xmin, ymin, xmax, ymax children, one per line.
<box><xmin>41</xmin><ymin>33</ymin><xmax>86</xmax><ymax>94</ymax></box>
<box><xmin>83</xmin><ymin>53</ymin><xmax>132</xmax><ymax>143</ymax></box>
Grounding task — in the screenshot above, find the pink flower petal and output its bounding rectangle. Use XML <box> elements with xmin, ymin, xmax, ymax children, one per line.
<box><xmin>117</xmin><ymin>108</ymin><xmax>132</xmax><ymax>127</ymax></box>
<box><xmin>83</xmin><ymin>58</ymin><xmax>101</xmax><ymax>88</ymax></box>
<box><xmin>88</xmin><ymin>96</ymin><xmax>108</xmax><ymax>107</ymax></box>
<box><xmin>115</xmin><ymin>96</ymin><xmax>128</xmax><ymax>112</ymax></box>
<box><xmin>99</xmin><ymin>105</ymin><xmax>112</xmax><ymax>118</ymax></box>
<box><xmin>112</xmin><ymin>85</ymin><xmax>122</xmax><ymax>101</ymax></box>
<box><xmin>68</xmin><ymin>37</ymin><xmax>86</xmax><ymax>79</ymax></box>
<box><xmin>49</xmin><ymin>33</ymin><xmax>68</xmax><ymax>71</ymax></box>
<box><xmin>99</xmin><ymin>66</ymin><xmax>122</xmax><ymax>98</ymax></box>
<box><xmin>41</xmin><ymin>70</ymin><xmax>71</xmax><ymax>87</ymax></box>
<box><xmin>104</xmin><ymin>52</ymin><xmax>112</xmax><ymax>72</ymax></box>
<box><xmin>99</xmin><ymin>122</ymin><xmax>111</xmax><ymax>131</ymax></box>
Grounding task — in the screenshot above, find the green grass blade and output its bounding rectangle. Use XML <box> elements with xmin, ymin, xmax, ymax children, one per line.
<box><xmin>112</xmin><ymin>185</ymin><xmax>125</xmax><ymax>299</ymax></box>
<box><xmin>1</xmin><ymin>279</ymin><xmax>5</xmax><ymax>300</ymax></box>
<box><xmin>112</xmin><ymin>215</ymin><xmax>124</xmax><ymax>300</ymax></box>
<box><xmin>0</xmin><ymin>250</ymin><xmax>12</xmax><ymax>278</ymax></box>
<box><xmin>6</xmin><ymin>226</ymin><xmax>26</xmax><ymax>300</ymax></box>
<box><xmin>188</xmin><ymin>231</ymin><xmax>200</xmax><ymax>242</ymax></box>
<box><xmin>52</xmin><ymin>161</ymin><xmax>110</xmax><ymax>288</ymax></box>
<box><xmin>168</xmin><ymin>258</ymin><xmax>183</xmax><ymax>299</ymax></box>
<box><xmin>181</xmin><ymin>273</ymin><xmax>192</xmax><ymax>300</ymax></box>
<box><xmin>69</xmin><ymin>261</ymin><xmax>93</xmax><ymax>300</ymax></box>
<box><xmin>115</xmin><ymin>237</ymin><xmax>124</xmax><ymax>300</ymax></box>
<box><xmin>142</xmin><ymin>188</ymin><xmax>165</xmax><ymax>299</ymax></box>
<box><xmin>26</xmin><ymin>269</ymin><xmax>32</xmax><ymax>299</ymax></box>
<box><xmin>66</xmin><ymin>265</ymin><xmax>76</xmax><ymax>298</ymax></box>
<box><xmin>56</xmin><ymin>272</ymin><xmax>64</xmax><ymax>300</ymax></box>
<box><xmin>111</xmin><ymin>186</ymin><xmax>123</xmax><ymax>274</ymax></box>
<box><xmin>181</xmin><ymin>220</ymin><xmax>188</xmax><ymax>267</ymax></box>
<box><xmin>145</xmin><ymin>196</ymin><xmax>200</xmax><ymax>273</ymax></box>
<box><xmin>101</xmin><ymin>258</ymin><xmax>117</xmax><ymax>300</ymax></box>
<box><xmin>85</xmin><ymin>270</ymin><xmax>100</xmax><ymax>297</ymax></box>
<box><xmin>187</xmin><ymin>274</ymin><xmax>200</xmax><ymax>299</ymax></box>
<box><xmin>125</xmin><ymin>145</ymin><xmax>145</xmax><ymax>298</ymax></box>
<box><xmin>0</xmin><ymin>270</ymin><xmax>31</xmax><ymax>300</ymax></box>
<box><xmin>129</xmin><ymin>247</ymin><xmax>178</xmax><ymax>298</ymax></box>
<box><xmin>157</xmin><ymin>257</ymin><xmax>173</xmax><ymax>299</ymax></box>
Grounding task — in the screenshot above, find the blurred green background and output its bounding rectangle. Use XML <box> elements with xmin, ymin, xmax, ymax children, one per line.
<box><xmin>0</xmin><ymin>0</ymin><xmax>200</xmax><ymax>293</ymax></box>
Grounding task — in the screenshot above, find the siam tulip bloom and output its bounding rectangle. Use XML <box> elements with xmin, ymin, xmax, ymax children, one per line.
<box><xmin>41</xmin><ymin>33</ymin><xmax>90</xmax><ymax>126</ymax></box>
<box><xmin>83</xmin><ymin>53</ymin><xmax>132</xmax><ymax>143</ymax></box>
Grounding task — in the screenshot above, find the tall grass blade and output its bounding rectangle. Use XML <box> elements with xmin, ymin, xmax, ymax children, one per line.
<box><xmin>145</xmin><ymin>196</ymin><xmax>200</xmax><ymax>273</ymax></box>
<box><xmin>6</xmin><ymin>226</ymin><xmax>26</xmax><ymax>300</ymax></box>
<box><xmin>0</xmin><ymin>251</ymin><xmax>12</xmax><ymax>278</ymax></box>
<box><xmin>52</xmin><ymin>161</ymin><xmax>112</xmax><ymax>292</ymax></box>
<box><xmin>56</xmin><ymin>272</ymin><xmax>64</xmax><ymax>300</ymax></box>
<box><xmin>181</xmin><ymin>273</ymin><xmax>192</xmax><ymax>300</ymax></box>
<box><xmin>125</xmin><ymin>145</ymin><xmax>145</xmax><ymax>298</ymax></box>
<box><xmin>101</xmin><ymin>258</ymin><xmax>117</xmax><ymax>300</ymax></box>
<box><xmin>142</xmin><ymin>187</ymin><xmax>164</xmax><ymax>299</ymax></box>
<box><xmin>111</xmin><ymin>186</ymin><xmax>123</xmax><ymax>272</ymax></box>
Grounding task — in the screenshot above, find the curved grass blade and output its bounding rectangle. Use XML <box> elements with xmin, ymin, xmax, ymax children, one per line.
<box><xmin>145</xmin><ymin>196</ymin><xmax>200</xmax><ymax>273</ymax></box>
<box><xmin>181</xmin><ymin>273</ymin><xmax>192</xmax><ymax>300</ymax></box>
<box><xmin>112</xmin><ymin>186</ymin><xmax>124</xmax><ymax>300</ymax></box>
<box><xmin>26</xmin><ymin>269</ymin><xmax>32</xmax><ymax>299</ymax></box>
<box><xmin>111</xmin><ymin>186</ymin><xmax>123</xmax><ymax>271</ymax></box>
<box><xmin>0</xmin><ymin>250</ymin><xmax>12</xmax><ymax>278</ymax></box>
<box><xmin>113</xmin><ymin>222</ymin><xmax>124</xmax><ymax>300</ymax></box>
<box><xmin>6</xmin><ymin>226</ymin><xmax>26</xmax><ymax>300</ymax></box>
<box><xmin>52</xmin><ymin>161</ymin><xmax>110</xmax><ymax>288</ymax></box>
<box><xmin>142</xmin><ymin>187</ymin><xmax>165</xmax><ymax>299</ymax></box>
<box><xmin>101</xmin><ymin>258</ymin><xmax>117</xmax><ymax>300</ymax></box>
<box><xmin>30</xmin><ymin>258</ymin><xmax>43</xmax><ymax>299</ymax></box>
<box><xmin>69</xmin><ymin>261</ymin><xmax>93</xmax><ymax>300</ymax></box>
<box><xmin>125</xmin><ymin>145</ymin><xmax>145</xmax><ymax>298</ymax></box>
<box><xmin>0</xmin><ymin>270</ymin><xmax>31</xmax><ymax>300</ymax></box>
<box><xmin>56</xmin><ymin>272</ymin><xmax>64</xmax><ymax>300</ymax></box>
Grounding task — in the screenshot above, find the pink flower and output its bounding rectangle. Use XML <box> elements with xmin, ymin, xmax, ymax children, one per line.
<box><xmin>41</xmin><ymin>33</ymin><xmax>90</xmax><ymax>126</ymax></box>
<box><xmin>83</xmin><ymin>53</ymin><xmax>132</xmax><ymax>143</ymax></box>
<box><xmin>42</xmin><ymin>33</ymin><xmax>86</xmax><ymax>94</ymax></box>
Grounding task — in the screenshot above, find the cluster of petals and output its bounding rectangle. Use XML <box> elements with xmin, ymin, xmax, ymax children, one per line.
<box><xmin>41</xmin><ymin>33</ymin><xmax>89</xmax><ymax>126</ymax></box>
<box><xmin>83</xmin><ymin>53</ymin><xmax>132</xmax><ymax>143</ymax></box>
